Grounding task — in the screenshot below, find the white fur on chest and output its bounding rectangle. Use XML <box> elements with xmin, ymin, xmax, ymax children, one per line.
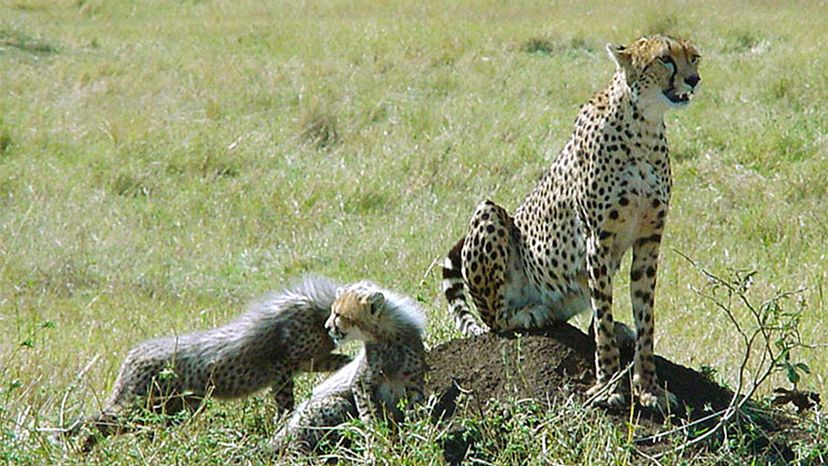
<box><xmin>611</xmin><ymin>159</ymin><xmax>664</xmax><ymax>263</ymax></box>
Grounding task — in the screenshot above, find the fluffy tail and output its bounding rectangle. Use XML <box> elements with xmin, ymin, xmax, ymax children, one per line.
<box><xmin>286</xmin><ymin>274</ymin><xmax>339</xmax><ymax>310</ymax></box>
<box><xmin>441</xmin><ymin>237</ymin><xmax>487</xmax><ymax>336</ymax></box>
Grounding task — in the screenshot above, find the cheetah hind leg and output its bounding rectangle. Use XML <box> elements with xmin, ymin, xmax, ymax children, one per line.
<box><xmin>502</xmin><ymin>303</ymin><xmax>558</xmax><ymax>331</ymax></box>
<box><xmin>76</xmin><ymin>394</ymin><xmax>204</xmax><ymax>452</ymax></box>
<box><xmin>461</xmin><ymin>200</ymin><xmax>524</xmax><ymax>332</ymax></box>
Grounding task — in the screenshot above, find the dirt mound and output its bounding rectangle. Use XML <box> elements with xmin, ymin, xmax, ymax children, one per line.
<box><xmin>424</xmin><ymin>323</ymin><xmax>790</xmax><ymax>462</ymax></box>
<box><xmin>426</xmin><ymin>323</ymin><xmax>734</xmax><ymax>417</ymax></box>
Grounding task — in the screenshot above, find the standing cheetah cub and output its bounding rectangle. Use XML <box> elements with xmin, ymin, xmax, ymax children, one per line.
<box><xmin>270</xmin><ymin>280</ymin><xmax>427</xmax><ymax>454</ymax></box>
<box><xmin>67</xmin><ymin>275</ymin><xmax>351</xmax><ymax>451</ymax></box>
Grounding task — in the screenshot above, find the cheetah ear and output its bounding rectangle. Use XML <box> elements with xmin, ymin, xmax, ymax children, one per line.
<box><xmin>606</xmin><ymin>43</ymin><xmax>633</xmax><ymax>71</ymax></box>
<box><xmin>368</xmin><ymin>292</ymin><xmax>385</xmax><ymax>316</ymax></box>
<box><xmin>335</xmin><ymin>287</ymin><xmax>345</xmax><ymax>299</ymax></box>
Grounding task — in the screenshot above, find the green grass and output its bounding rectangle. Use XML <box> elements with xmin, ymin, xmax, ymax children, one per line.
<box><xmin>1</xmin><ymin>0</ymin><xmax>827</xmax><ymax>464</ymax></box>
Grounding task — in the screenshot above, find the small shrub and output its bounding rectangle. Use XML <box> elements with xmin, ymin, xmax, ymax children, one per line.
<box><xmin>299</xmin><ymin>103</ymin><xmax>340</xmax><ymax>149</ymax></box>
<box><xmin>111</xmin><ymin>172</ymin><xmax>151</xmax><ymax>197</ymax></box>
<box><xmin>520</xmin><ymin>35</ymin><xmax>595</xmax><ymax>56</ymax></box>
<box><xmin>0</xmin><ymin>128</ymin><xmax>11</xmax><ymax>155</ymax></box>
<box><xmin>521</xmin><ymin>36</ymin><xmax>558</xmax><ymax>55</ymax></box>
<box><xmin>724</xmin><ymin>30</ymin><xmax>766</xmax><ymax>53</ymax></box>
<box><xmin>0</xmin><ymin>26</ymin><xmax>57</xmax><ymax>54</ymax></box>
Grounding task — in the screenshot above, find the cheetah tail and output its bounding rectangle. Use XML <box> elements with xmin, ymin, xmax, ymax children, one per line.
<box><xmin>442</xmin><ymin>236</ymin><xmax>487</xmax><ymax>336</ymax></box>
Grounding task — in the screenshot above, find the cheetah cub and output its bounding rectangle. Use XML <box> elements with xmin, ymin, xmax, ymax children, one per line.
<box><xmin>67</xmin><ymin>276</ymin><xmax>351</xmax><ymax>451</ymax></box>
<box><xmin>269</xmin><ymin>280</ymin><xmax>427</xmax><ymax>454</ymax></box>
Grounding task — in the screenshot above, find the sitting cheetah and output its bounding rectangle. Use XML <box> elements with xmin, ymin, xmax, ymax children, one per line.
<box><xmin>270</xmin><ymin>280</ymin><xmax>427</xmax><ymax>454</ymax></box>
<box><xmin>67</xmin><ymin>275</ymin><xmax>351</xmax><ymax>451</ymax></box>
<box><xmin>442</xmin><ymin>35</ymin><xmax>701</xmax><ymax>410</ymax></box>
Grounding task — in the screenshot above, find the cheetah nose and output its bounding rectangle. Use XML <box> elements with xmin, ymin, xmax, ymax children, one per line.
<box><xmin>684</xmin><ymin>74</ymin><xmax>700</xmax><ymax>88</ymax></box>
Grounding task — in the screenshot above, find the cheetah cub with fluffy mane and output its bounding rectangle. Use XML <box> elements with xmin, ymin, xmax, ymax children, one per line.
<box><xmin>67</xmin><ymin>276</ymin><xmax>350</xmax><ymax>451</ymax></box>
<box><xmin>270</xmin><ymin>280</ymin><xmax>427</xmax><ymax>454</ymax></box>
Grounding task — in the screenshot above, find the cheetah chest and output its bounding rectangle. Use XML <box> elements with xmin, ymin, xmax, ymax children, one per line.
<box><xmin>608</xmin><ymin>159</ymin><xmax>669</xmax><ymax>262</ymax></box>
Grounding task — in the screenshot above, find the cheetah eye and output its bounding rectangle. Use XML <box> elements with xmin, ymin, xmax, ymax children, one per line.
<box><xmin>658</xmin><ymin>56</ymin><xmax>676</xmax><ymax>70</ymax></box>
<box><xmin>688</xmin><ymin>55</ymin><xmax>700</xmax><ymax>65</ymax></box>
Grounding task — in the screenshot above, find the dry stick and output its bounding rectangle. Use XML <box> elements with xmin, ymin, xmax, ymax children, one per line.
<box><xmin>422</xmin><ymin>255</ymin><xmax>443</xmax><ymax>281</ymax></box>
<box><xmin>635</xmin><ymin>446</ymin><xmax>665</xmax><ymax>466</ymax></box>
<box><xmin>634</xmin><ymin>405</ymin><xmax>738</xmax><ymax>444</ymax></box>
<box><xmin>649</xmin><ymin>317</ymin><xmax>746</xmax><ymax>452</ymax></box>
<box><xmin>53</xmin><ymin>354</ymin><xmax>101</xmax><ymax>433</ymax></box>
<box><xmin>584</xmin><ymin>362</ymin><xmax>633</xmax><ymax>407</ymax></box>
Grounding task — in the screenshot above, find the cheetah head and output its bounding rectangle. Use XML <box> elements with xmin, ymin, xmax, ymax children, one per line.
<box><xmin>607</xmin><ymin>35</ymin><xmax>701</xmax><ymax>113</ymax></box>
<box><xmin>325</xmin><ymin>284</ymin><xmax>385</xmax><ymax>345</ymax></box>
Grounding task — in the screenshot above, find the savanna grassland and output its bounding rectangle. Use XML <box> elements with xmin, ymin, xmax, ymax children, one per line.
<box><xmin>1</xmin><ymin>0</ymin><xmax>827</xmax><ymax>464</ymax></box>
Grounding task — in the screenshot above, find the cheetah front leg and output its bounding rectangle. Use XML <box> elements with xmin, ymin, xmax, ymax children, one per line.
<box><xmin>271</xmin><ymin>372</ymin><xmax>295</xmax><ymax>412</ymax></box>
<box><xmin>630</xmin><ymin>236</ymin><xmax>677</xmax><ymax>411</ymax></box>
<box><xmin>398</xmin><ymin>357</ymin><xmax>426</xmax><ymax>420</ymax></box>
<box><xmin>353</xmin><ymin>374</ymin><xmax>382</xmax><ymax>425</ymax></box>
<box><xmin>584</xmin><ymin>234</ymin><xmax>625</xmax><ymax>406</ymax></box>
<box><xmin>300</xmin><ymin>353</ymin><xmax>352</xmax><ymax>373</ymax></box>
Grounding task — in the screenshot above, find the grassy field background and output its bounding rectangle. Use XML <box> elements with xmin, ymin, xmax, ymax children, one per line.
<box><xmin>1</xmin><ymin>0</ymin><xmax>826</xmax><ymax>464</ymax></box>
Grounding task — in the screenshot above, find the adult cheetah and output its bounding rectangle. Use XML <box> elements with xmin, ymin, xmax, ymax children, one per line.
<box><xmin>442</xmin><ymin>35</ymin><xmax>701</xmax><ymax>410</ymax></box>
<box><xmin>67</xmin><ymin>275</ymin><xmax>351</xmax><ymax>451</ymax></box>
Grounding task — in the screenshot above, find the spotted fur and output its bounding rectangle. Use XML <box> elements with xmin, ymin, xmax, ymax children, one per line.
<box><xmin>67</xmin><ymin>275</ymin><xmax>351</xmax><ymax>451</ymax></box>
<box><xmin>270</xmin><ymin>281</ymin><xmax>427</xmax><ymax>454</ymax></box>
<box><xmin>442</xmin><ymin>35</ymin><xmax>701</xmax><ymax>410</ymax></box>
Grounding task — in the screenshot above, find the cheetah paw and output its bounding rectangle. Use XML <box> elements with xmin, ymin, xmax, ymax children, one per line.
<box><xmin>586</xmin><ymin>382</ymin><xmax>626</xmax><ymax>408</ymax></box>
<box><xmin>465</xmin><ymin>321</ymin><xmax>490</xmax><ymax>336</ymax></box>
<box><xmin>638</xmin><ymin>387</ymin><xmax>680</xmax><ymax>414</ymax></box>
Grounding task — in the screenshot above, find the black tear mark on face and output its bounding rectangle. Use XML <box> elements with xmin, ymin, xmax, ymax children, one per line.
<box><xmin>658</xmin><ymin>56</ymin><xmax>677</xmax><ymax>87</ymax></box>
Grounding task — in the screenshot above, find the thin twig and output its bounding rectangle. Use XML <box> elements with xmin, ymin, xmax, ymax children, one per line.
<box><xmin>584</xmin><ymin>362</ymin><xmax>633</xmax><ymax>407</ymax></box>
<box><xmin>634</xmin><ymin>405</ymin><xmax>737</xmax><ymax>443</ymax></box>
<box><xmin>58</xmin><ymin>354</ymin><xmax>100</xmax><ymax>430</ymax></box>
<box><xmin>642</xmin><ymin>251</ymin><xmax>808</xmax><ymax>460</ymax></box>
<box><xmin>634</xmin><ymin>445</ymin><xmax>665</xmax><ymax>465</ymax></box>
